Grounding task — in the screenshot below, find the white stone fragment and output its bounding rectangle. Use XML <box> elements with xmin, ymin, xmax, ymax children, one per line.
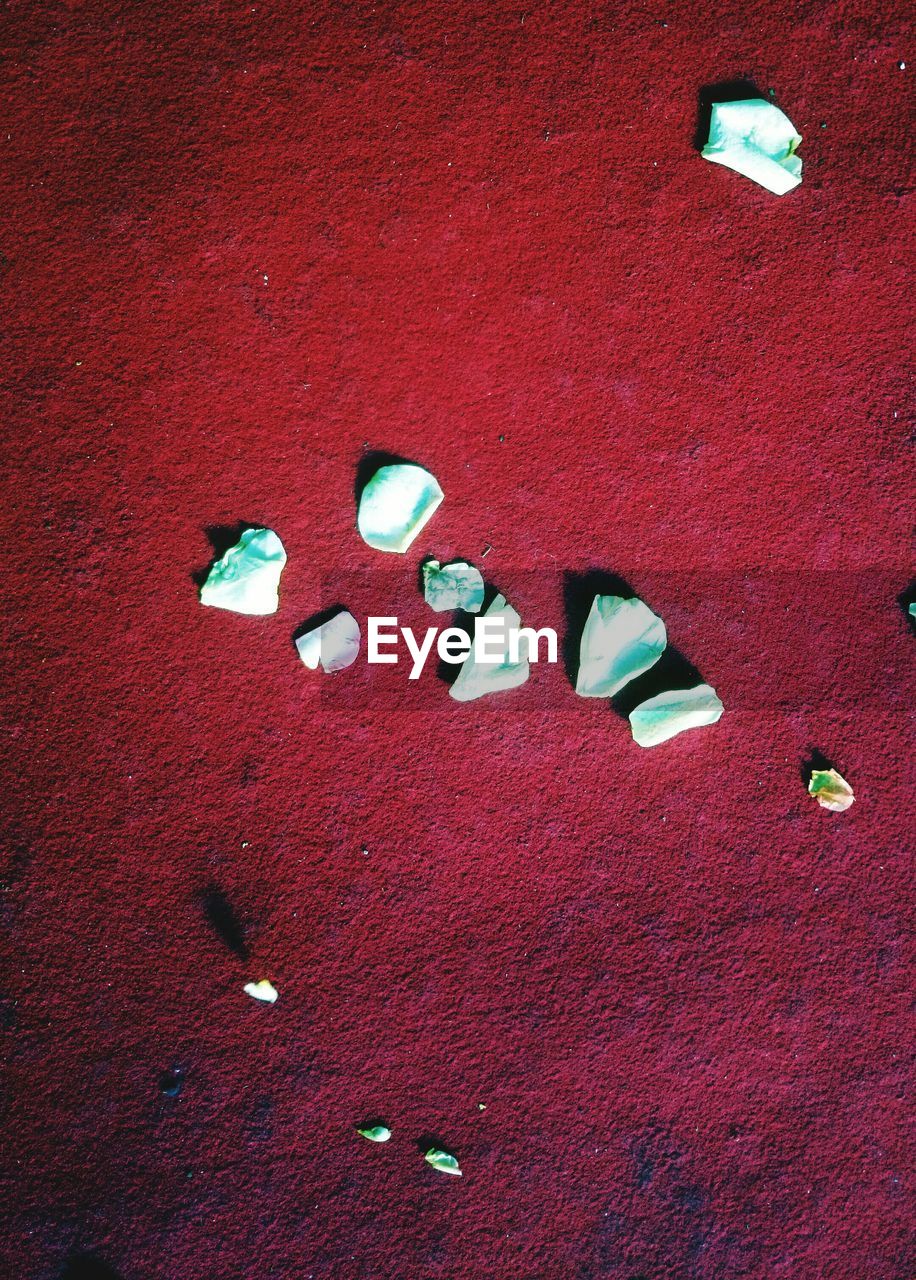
<box><xmin>295</xmin><ymin>610</ymin><xmax>361</xmax><ymax>672</ymax></box>
<box><xmin>199</xmin><ymin>528</ymin><xmax>287</xmax><ymax>616</ymax></box>
<box><xmin>449</xmin><ymin>594</ymin><xmax>529</xmax><ymax>702</ymax></box>
<box><xmin>629</xmin><ymin>684</ymin><xmax>724</xmax><ymax>747</ymax></box>
<box><xmin>702</xmin><ymin>98</ymin><xmax>802</xmax><ymax>195</ymax></box>
<box><xmin>423</xmin><ymin>559</ymin><xmax>486</xmax><ymax>613</ymax></box>
<box><xmin>357</xmin><ymin>1125</ymin><xmax>392</xmax><ymax>1142</ymax></box>
<box><xmin>357</xmin><ymin>463</ymin><xmax>444</xmax><ymax>553</ymax></box>
<box><xmin>244</xmin><ymin>979</ymin><xmax>278</xmax><ymax>1003</ymax></box>
<box><xmin>575</xmin><ymin>595</ymin><xmax>667</xmax><ymax>698</ymax></box>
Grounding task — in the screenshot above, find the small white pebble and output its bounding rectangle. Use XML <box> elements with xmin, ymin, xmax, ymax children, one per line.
<box><xmin>244</xmin><ymin>979</ymin><xmax>278</xmax><ymax>1003</ymax></box>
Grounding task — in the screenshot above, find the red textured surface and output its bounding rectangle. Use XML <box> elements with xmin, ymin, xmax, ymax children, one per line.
<box><xmin>1</xmin><ymin>2</ymin><xmax>914</xmax><ymax>1277</ymax></box>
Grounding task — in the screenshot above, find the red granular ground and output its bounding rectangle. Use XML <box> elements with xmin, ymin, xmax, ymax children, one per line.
<box><xmin>1</xmin><ymin>3</ymin><xmax>913</xmax><ymax>1277</ymax></box>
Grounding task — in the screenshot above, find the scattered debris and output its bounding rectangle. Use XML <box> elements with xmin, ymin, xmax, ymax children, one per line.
<box><xmin>629</xmin><ymin>684</ymin><xmax>724</xmax><ymax>747</ymax></box>
<box><xmin>808</xmin><ymin>767</ymin><xmax>855</xmax><ymax>812</ymax></box>
<box><xmin>296</xmin><ymin>609</ymin><xmax>361</xmax><ymax>672</ymax></box>
<box><xmin>244</xmin><ymin>979</ymin><xmax>279</xmax><ymax>1003</ymax></box>
<box><xmin>356</xmin><ymin>1124</ymin><xmax>392</xmax><ymax>1142</ymax></box>
<box><xmin>423</xmin><ymin>559</ymin><xmax>485</xmax><ymax>613</ymax></box>
<box><xmin>357</xmin><ymin>463</ymin><xmax>444</xmax><ymax>553</ymax></box>
<box><xmin>449</xmin><ymin>594</ymin><xmax>530</xmax><ymax>702</ymax></box>
<box><xmin>199</xmin><ymin>528</ymin><xmax>287</xmax><ymax>615</ymax></box>
<box><xmin>575</xmin><ymin>595</ymin><xmax>667</xmax><ymax>698</ymax></box>
<box><xmin>702</xmin><ymin>98</ymin><xmax>802</xmax><ymax>194</ymax></box>
<box><xmin>424</xmin><ymin>1147</ymin><xmax>462</xmax><ymax>1176</ymax></box>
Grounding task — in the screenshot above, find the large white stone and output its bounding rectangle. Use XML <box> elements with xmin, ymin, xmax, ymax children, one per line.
<box><xmin>575</xmin><ymin>595</ymin><xmax>667</xmax><ymax>698</ymax></box>
<box><xmin>199</xmin><ymin>528</ymin><xmax>287</xmax><ymax>615</ymax></box>
<box><xmin>702</xmin><ymin>98</ymin><xmax>802</xmax><ymax>195</ymax></box>
<box><xmin>629</xmin><ymin>684</ymin><xmax>724</xmax><ymax>747</ymax></box>
<box><xmin>449</xmin><ymin>594</ymin><xmax>529</xmax><ymax>702</ymax></box>
<box><xmin>357</xmin><ymin>463</ymin><xmax>444</xmax><ymax>553</ymax></box>
<box><xmin>296</xmin><ymin>610</ymin><xmax>361</xmax><ymax>672</ymax></box>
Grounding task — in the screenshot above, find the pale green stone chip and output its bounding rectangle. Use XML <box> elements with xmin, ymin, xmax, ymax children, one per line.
<box><xmin>296</xmin><ymin>610</ymin><xmax>361</xmax><ymax>672</ymax></box>
<box><xmin>424</xmin><ymin>1148</ymin><xmax>462</xmax><ymax>1176</ymax></box>
<box><xmin>449</xmin><ymin>593</ymin><xmax>529</xmax><ymax>702</ymax></box>
<box><xmin>423</xmin><ymin>559</ymin><xmax>485</xmax><ymax>613</ymax></box>
<box><xmin>702</xmin><ymin>98</ymin><xmax>802</xmax><ymax>195</ymax></box>
<box><xmin>575</xmin><ymin>595</ymin><xmax>667</xmax><ymax>698</ymax></box>
<box><xmin>357</xmin><ymin>463</ymin><xmax>444</xmax><ymax>553</ymax></box>
<box><xmin>199</xmin><ymin>527</ymin><xmax>287</xmax><ymax>616</ymax></box>
<box><xmin>356</xmin><ymin>1125</ymin><xmax>392</xmax><ymax>1143</ymax></box>
<box><xmin>629</xmin><ymin>684</ymin><xmax>724</xmax><ymax>747</ymax></box>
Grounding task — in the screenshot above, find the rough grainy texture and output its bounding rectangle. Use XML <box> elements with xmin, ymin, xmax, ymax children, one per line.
<box><xmin>1</xmin><ymin>2</ymin><xmax>913</xmax><ymax>1277</ymax></box>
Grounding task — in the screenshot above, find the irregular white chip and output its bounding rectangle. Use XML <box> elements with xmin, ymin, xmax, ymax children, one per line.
<box><xmin>702</xmin><ymin>98</ymin><xmax>803</xmax><ymax>195</ymax></box>
<box><xmin>424</xmin><ymin>1148</ymin><xmax>462</xmax><ymax>1176</ymax></box>
<box><xmin>244</xmin><ymin>979</ymin><xmax>278</xmax><ymax>1003</ymax></box>
<box><xmin>629</xmin><ymin>684</ymin><xmax>724</xmax><ymax>747</ymax></box>
<box><xmin>808</xmin><ymin>767</ymin><xmax>855</xmax><ymax>812</ymax></box>
<box><xmin>449</xmin><ymin>594</ymin><xmax>529</xmax><ymax>702</ymax></box>
<box><xmin>357</xmin><ymin>1125</ymin><xmax>392</xmax><ymax>1142</ymax></box>
<box><xmin>295</xmin><ymin>610</ymin><xmax>361</xmax><ymax>672</ymax></box>
<box><xmin>357</xmin><ymin>463</ymin><xmax>444</xmax><ymax>553</ymax></box>
<box><xmin>575</xmin><ymin>595</ymin><xmax>667</xmax><ymax>698</ymax></box>
<box><xmin>199</xmin><ymin>528</ymin><xmax>287</xmax><ymax>615</ymax></box>
<box><xmin>423</xmin><ymin>559</ymin><xmax>485</xmax><ymax>613</ymax></box>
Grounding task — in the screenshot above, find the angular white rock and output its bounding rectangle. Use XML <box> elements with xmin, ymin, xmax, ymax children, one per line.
<box><xmin>244</xmin><ymin>979</ymin><xmax>278</xmax><ymax>1003</ymax></box>
<box><xmin>449</xmin><ymin>593</ymin><xmax>529</xmax><ymax>702</ymax></box>
<box><xmin>629</xmin><ymin>684</ymin><xmax>724</xmax><ymax>747</ymax></box>
<box><xmin>199</xmin><ymin>528</ymin><xmax>287</xmax><ymax>616</ymax></box>
<box><xmin>357</xmin><ymin>463</ymin><xmax>444</xmax><ymax>553</ymax></box>
<box><xmin>702</xmin><ymin>98</ymin><xmax>802</xmax><ymax>195</ymax></box>
<box><xmin>575</xmin><ymin>595</ymin><xmax>667</xmax><ymax>698</ymax></box>
<box><xmin>424</xmin><ymin>1148</ymin><xmax>462</xmax><ymax>1176</ymax></box>
<box><xmin>295</xmin><ymin>610</ymin><xmax>361</xmax><ymax>672</ymax></box>
<box><xmin>423</xmin><ymin>559</ymin><xmax>485</xmax><ymax>613</ymax></box>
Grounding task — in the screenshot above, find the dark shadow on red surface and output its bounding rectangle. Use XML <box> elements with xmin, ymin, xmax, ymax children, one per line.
<box><xmin>191</xmin><ymin>521</ymin><xmax>265</xmax><ymax>588</ymax></box>
<box><xmin>198</xmin><ymin>883</ymin><xmax>249</xmax><ymax>961</ymax></box>
<box><xmin>800</xmin><ymin>747</ymin><xmax>840</xmax><ymax>787</ymax></box>
<box><xmin>59</xmin><ymin>1255</ymin><xmax>125</xmax><ymax>1280</ymax></box>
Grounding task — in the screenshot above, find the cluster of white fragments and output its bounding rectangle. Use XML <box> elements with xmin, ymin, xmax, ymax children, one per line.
<box><xmin>197</xmin><ymin>450</ymin><xmax>857</xmax><ymax>806</ymax></box>
<box><xmin>199</xmin><ymin>460</ymin><xmax>724</xmax><ymax>747</ymax></box>
<box><xmin>201</xmin><ymin>94</ymin><xmax>863</xmax><ymax>1107</ymax></box>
